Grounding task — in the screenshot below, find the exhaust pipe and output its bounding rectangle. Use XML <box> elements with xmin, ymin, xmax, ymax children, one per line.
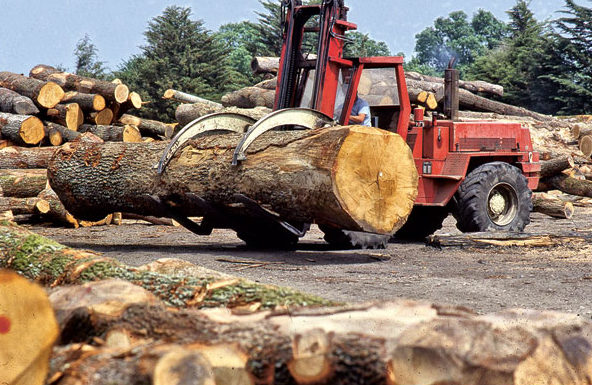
<box><xmin>444</xmin><ymin>58</ymin><xmax>459</xmax><ymax>121</ymax></box>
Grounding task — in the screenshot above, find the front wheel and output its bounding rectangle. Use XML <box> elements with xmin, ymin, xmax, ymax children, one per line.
<box><xmin>454</xmin><ymin>162</ymin><xmax>532</xmax><ymax>232</ymax></box>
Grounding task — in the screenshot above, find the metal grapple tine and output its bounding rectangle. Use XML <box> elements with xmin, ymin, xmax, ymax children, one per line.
<box><xmin>157</xmin><ymin>112</ymin><xmax>256</xmax><ymax>174</ymax></box>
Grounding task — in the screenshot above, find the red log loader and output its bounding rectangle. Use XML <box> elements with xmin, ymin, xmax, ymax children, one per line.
<box><xmin>159</xmin><ymin>0</ymin><xmax>540</xmax><ymax>248</ymax></box>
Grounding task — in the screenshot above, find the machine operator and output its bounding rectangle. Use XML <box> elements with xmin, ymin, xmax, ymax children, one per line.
<box><xmin>349</xmin><ymin>94</ymin><xmax>371</xmax><ymax>126</ymax></box>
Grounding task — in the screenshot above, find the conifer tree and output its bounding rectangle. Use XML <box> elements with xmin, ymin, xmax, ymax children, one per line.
<box><xmin>74</xmin><ymin>34</ymin><xmax>107</xmax><ymax>79</ymax></box>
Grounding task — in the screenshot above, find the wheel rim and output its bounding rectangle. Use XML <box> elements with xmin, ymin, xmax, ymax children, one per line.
<box><xmin>487</xmin><ymin>182</ymin><xmax>518</xmax><ymax>226</ymax></box>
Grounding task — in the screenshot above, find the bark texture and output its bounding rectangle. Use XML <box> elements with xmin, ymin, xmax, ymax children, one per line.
<box><xmin>0</xmin><ymin>71</ymin><xmax>64</xmax><ymax>108</ymax></box>
<box><xmin>0</xmin><ymin>112</ymin><xmax>45</xmax><ymax>145</ymax></box>
<box><xmin>0</xmin><ymin>169</ymin><xmax>47</xmax><ymax>197</ymax></box>
<box><xmin>175</xmin><ymin>103</ymin><xmax>271</xmax><ymax>127</ymax></box>
<box><xmin>61</xmin><ymin>91</ymin><xmax>106</xmax><ymax>111</ymax></box>
<box><xmin>0</xmin><ymin>87</ymin><xmax>40</xmax><ymax>115</ymax></box>
<box><xmin>221</xmin><ymin>87</ymin><xmax>275</xmax><ymax>108</ymax></box>
<box><xmin>532</xmin><ymin>192</ymin><xmax>574</xmax><ymax>219</ymax></box>
<box><xmin>118</xmin><ymin>114</ymin><xmax>175</xmax><ymax>139</ymax></box>
<box><xmin>540</xmin><ymin>155</ymin><xmax>575</xmax><ymax>178</ymax></box>
<box><xmin>47</xmin><ymin>126</ymin><xmax>418</xmax><ymax>235</ymax></box>
<box><xmin>78</xmin><ymin>124</ymin><xmax>141</xmax><ymax>142</ymax></box>
<box><xmin>0</xmin><ymin>146</ymin><xmax>58</xmax><ymax>169</ymax></box>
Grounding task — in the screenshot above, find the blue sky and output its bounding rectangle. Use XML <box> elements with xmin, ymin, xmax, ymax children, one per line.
<box><xmin>0</xmin><ymin>0</ymin><xmax>567</xmax><ymax>75</ymax></box>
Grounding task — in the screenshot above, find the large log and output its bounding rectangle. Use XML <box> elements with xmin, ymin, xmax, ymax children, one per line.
<box><xmin>46</xmin><ymin>103</ymin><xmax>84</xmax><ymax>131</ymax></box>
<box><xmin>0</xmin><ymin>112</ymin><xmax>45</xmax><ymax>145</ymax></box>
<box><xmin>29</xmin><ymin>64</ymin><xmax>129</xmax><ymax>103</ymax></box>
<box><xmin>0</xmin><ymin>270</ymin><xmax>59</xmax><ymax>385</ymax></box>
<box><xmin>47</xmin><ymin>280</ymin><xmax>592</xmax><ymax>385</ymax></box>
<box><xmin>0</xmin><ymin>169</ymin><xmax>47</xmax><ymax>197</ymax></box>
<box><xmin>221</xmin><ymin>86</ymin><xmax>275</xmax><ymax>108</ymax></box>
<box><xmin>406</xmin><ymin>70</ymin><xmax>504</xmax><ymax>96</ymax></box>
<box><xmin>0</xmin><ymin>146</ymin><xmax>58</xmax><ymax>169</ymax></box>
<box><xmin>0</xmin><ymin>72</ymin><xmax>64</xmax><ymax>108</ymax></box>
<box><xmin>47</xmin><ymin>126</ymin><xmax>418</xmax><ymax>234</ymax></box>
<box><xmin>163</xmin><ymin>89</ymin><xmax>222</xmax><ymax>108</ymax></box>
<box><xmin>175</xmin><ymin>103</ymin><xmax>271</xmax><ymax>127</ymax></box>
<box><xmin>78</xmin><ymin>124</ymin><xmax>142</xmax><ymax>142</ymax></box>
<box><xmin>538</xmin><ymin>174</ymin><xmax>592</xmax><ymax>197</ymax></box>
<box><xmin>0</xmin><ymin>87</ymin><xmax>40</xmax><ymax>115</ymax></box>
<box><xmin>540</xmin><ymin>155</ymin><xmax>575</xmax><ymax>178</ymax></box>
<box><xmin>532</xmin><ymin>192</ymin><xmax>574</xmax><ymax>219</ymax></box>
<box><xmin>61</xmin><ymin>91</ymin><xmax>106</xmax><ymax>111</ymax></box>
<box><xmin>118</xmin><ymin>114</ymin><xmax>175</xmax><ymax>139</ymax></box>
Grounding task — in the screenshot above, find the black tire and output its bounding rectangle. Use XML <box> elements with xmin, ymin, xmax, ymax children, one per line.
<box><xmin>455</xmin><ymin>162</ymin><xmax>532</xmax><ymax>232</ymax></box>
<box><xmin>394</xmin><ymin>206</ymin><xmax>449</xmax><ymax>241</ymax></box>
<box><xmin>319</xmin><ymin>225</ymin><xmax>390</xmax><ymax>249</ymax></box>
<box><xmin>236</xmin><ymin>221</ymin><xmax>306</xmax><ymax>249</ymax></box>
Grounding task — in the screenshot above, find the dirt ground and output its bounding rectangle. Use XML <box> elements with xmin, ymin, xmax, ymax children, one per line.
<box><xmin>27</xmin><ymin>209</ymin><xmax>592</xmax><ymax>317</ymax></box>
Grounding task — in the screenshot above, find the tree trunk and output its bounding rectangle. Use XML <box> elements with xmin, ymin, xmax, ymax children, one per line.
<box><xmin>175</xmin><ymin>103</ymin><xmax>271</xmax><ymax>127</ymax></box>
<box><xmin>78</xmin><ymin>124</ymin><xmax>142</xmax><ymax>142</ymax></box>
<box><xmin>29</xmin><ymin>64</ymin><xmax>129</xmax><ymax>103</ymax></box>
<box><xmin>87</xmin><ymin>108</ymin><xmax>114</xmax><ymax>125</ymax></box>
<box><xmin>0</xmin><ymin>146</ymin><xmax>58</xmax><ymax>169</ymax></box>
<box><xmin>0</xmin><ymin>196</ymin><xmax>50</xmax><ymax>215</ymax></box>
<box><xmin>163</xmin><ymin>89</ymin><xmax>222</xmax><ymax>108</ymax></box>
<box><xmin>0</xmin><ymin>87</ymin><xmax>40</xmax><ymax>115</ymax></box>
<box><xmin>532</xmin><ymin>192</ymin><xmax>574</xmax><ymax>219</ymax></box>
<box><xmin>540</xmin><ymin>155</ymin><xmax>575</xmax><ymax>178</ymax></box>
<box><xmin>0</xmin><ymin>112</ymin><xmax>45</xmax><ymax>145</ymax></box>
<box><xmin>0</xmin><ymin>71</ymin><xmax>64</xmax><ymax>108</ymax></box>
<box><xmin>46</xmin><ymin>103</ymin><xmax>84</xmax><ymax>131</ymax></box>
<box><xmin>47</xmin><ymin>126</ymin><xmax>418</xmax><ymax>234</ymax></box>
<box><xmin>221</xmin><ymin>87</ymin><xmax>275</xmax><ymax>108</ymax></box>
<box><xmin>251</xmin><ymin>56</ymin><xmax>281</xmax><ymax>74</ymax></box>
<box><xmin>0</xmin><ymin>169</ymin><xmax>47</xmax><ymax>197</ymax></box>
<box><xmin>61</xmin><ymin>91</ymin><xmax>106</xmax><ymax>111</ymax></box>
<box><xmin>580</xmin><ymin>135</ymin><xmax>592</xmax><ymax>158</ymax></box>
<box><xmin>47</xmin><ymin>280</ymin><xmax>592</xmax><ymax>385</ymax></box>
<box><xmin>0</xmin><ymin>270</ymin><xmax>59</xmax><ymax>385</ymax></box>
<box><xmin>44</xmin><ymin>121</ymin><xmax>81</xmax><ymax>143</ymax></box>
<box><xmin>538</xmin><ymin>174</ymin><xmax>592</xmax><ymax>197</ymax></box>
<box><xmin>118</xmin><ymin>114</ymin><xmax>175</xmax><ymax>139</ymax></box>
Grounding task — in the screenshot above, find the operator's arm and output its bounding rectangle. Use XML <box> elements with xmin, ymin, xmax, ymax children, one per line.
<box><xmin>349</xmin><ymin>112</ymin><xmax>367</xmax><ymax>124</ymax></box>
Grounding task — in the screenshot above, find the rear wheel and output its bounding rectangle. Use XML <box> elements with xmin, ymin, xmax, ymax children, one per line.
<box><xmin>455</xmin><ymin>162</ymin><xmax>532</xmax><ymax>232</ymax></box>
<box><xmin>319</xmin><ymin>225</ymin><xmax>390</xmax><ymax>249</ymax></box>
<box><xmin>394</xmin><ymin>206</ymin><xmax>449</xmax><ymax>241</ymax></box>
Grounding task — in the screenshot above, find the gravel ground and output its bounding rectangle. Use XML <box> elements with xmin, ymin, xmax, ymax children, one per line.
<box><xmin>28</xmin><ymin>208</ymin><xmax>592</xmax><ymax>316</ymax></box>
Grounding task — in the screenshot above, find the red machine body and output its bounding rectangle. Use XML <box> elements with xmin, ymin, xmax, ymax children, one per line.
<box><xmin>274</xmin><ymin>0</ymin><xmax>539</xmax><ymax>212</ymax></box>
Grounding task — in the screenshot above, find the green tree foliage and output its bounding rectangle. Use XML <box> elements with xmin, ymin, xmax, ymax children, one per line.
<box><xmin>255</xmin><ymin>0</ymin><xmax>284</xmax><ymax>56</ymax></box>
<box><xmin>544</xmin><ymin>0</ymin><xmax>592</xmax><ymax>114</ymax></box>
<box><xmin>115</xmin><ymin>6</ymin><xmax>241</xmax><ymax>121</ymax></box>
<box><xmin>414</xmin><ymin>10</ymin><xmax>508</xmax><ymax>73</ymax></box>
<box><xmin>215</xmin><ymin>22</ymin><xmax>266</xmax><ymax>86</ymax></box>
<box><xmin>467</xmin><ymin>1</ymin><xmax>551</xmax><ymax>110</ymax></box>
<box><xmin>344</xmin><ymin>32</ymin><xmax>391</xmax><ymax>57</ymax></box>
<box><xmin>74</xmin><ymin>34</ymin><xmax>107</xmax><ymax>79</ymax></box>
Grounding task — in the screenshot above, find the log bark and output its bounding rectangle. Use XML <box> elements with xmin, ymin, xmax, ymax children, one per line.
<box><xmin>163</xmin><ymin>89</ymin><xmax>222</xmax><ymax>108</ymax></box>
<box><xmin>61</xmin><ymin>91</ymin><xmax>106</xmax><ymax>111</ymax></box>
<box><xmin>118</xmin><ymin>114</ymin><xmax>175</xmax><ymax>139</ymax></box>
<box><xmin>406</xmin><ymin>71</ymin><xmax>504</xmax><ymax>97</ymax></box>
<box><xmin>221</xmin><ymin>87</ymin><xmax>275</xmax><ymax>108</ymax></box>
<box><xmin>0</xmin><ymin>112</ymin><xmax>45</xmax><ymax>145</ymax></box>
<box><xmin>0</xmin><ymin>169</ymin><xmax>47</xmax><ymax>197</ymax></box>
<box><xmin>0</xmin><ymin>71</ymin><xmax>64</xmax><ymax>108</ymax></box>
<box><xmin>44</xmin><ymin>124</ymin><xmax>63</xmax><ymax>146</ymax></box>
<box><xmin>0</xmin><ymin>146</ymin><xmax>58</xmax><ymax>169</ymax></box>
<box><xmin>0</xmin><ymin>196</ymin><xmax>50</xmax><ymax>215</ymax></box>
<box><xmin>78</xmin><ymin>124</ymin><xmax>142</xmax><ymax>142</ymax></box>
<box><xmin>540</xmin><ymin>155</ymin><xmax>575</xmax><ymax>178</ymax></box>
<box><xmin>47</xmin><ymin>126</ymin><xmax>418</xmax><ymax>234</ymax></box>
<box><xmin>0</xmin><ymin>87</ymin><xmax>40</xmax><ymax>115</ymax></box>
<box><xmin>37</xmin><ymin>186</ymin><xmax>79</xmax><ymax>227</ymax></box>
<box><xmin>44</xmin><ymin>121</ymin><xmax>81</xmax><ymax>143</ymax></box>
<box><xmin>46</xmin><ymin>103</ymin><xmax>84</xmax><ymax>131</ymax></box>
<box><xmin>47</xmin><ymin>279</ymin><xmax>592</xmax><ymax>385</ymax></box>
<box><xmin>175</xmin><ymin>103</ymin><xmax>271</xmax><ymax>127</ymax></box>
<box><xmin>538</xmin><ymin>174</ymin><xmax>592</xmax><ymax>197</ymax></box>
<box><xmin>0</xmin><ymin>270</ymin><xmax>59</xmax><ymax>385</ymax></box>
<box><xmin>29</xmin><ymin>64</ymin><xmax>129</xmax><ymax>103</ymax></box>
<box><xmin>532</xmin><ymin>192</ymin><xmax>574</xmax><ymax>219</ymax></box>
<box><xmin>427</xmin><ymin>231</ymin><xmax>592</xmax><ymax>248</ymax></box>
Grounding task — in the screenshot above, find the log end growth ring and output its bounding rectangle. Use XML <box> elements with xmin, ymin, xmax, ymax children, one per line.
<box><xmin>114</xmin><ymin>84</ymin><xmax>130</xmax><ymax>104</ymax></box>
<box><xmin>20</xmin><ymin>116</ymin><xmax>45</xmax><ymax>145</ymax></box>
<box><xmin>334</xmin><ymin>126</ymin><xmax>418</xmax><ymax>234</ymax></box>
<box><xmin>37</xmin><ymin>81</ymin><xmax>64</xmax><ymax>108</ymax></box>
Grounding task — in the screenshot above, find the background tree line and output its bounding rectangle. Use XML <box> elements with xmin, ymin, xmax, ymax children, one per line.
<box><xmin>72</xmin><ymin>0</ymin><xmax>592</xmax><ymax>121</ymax></box>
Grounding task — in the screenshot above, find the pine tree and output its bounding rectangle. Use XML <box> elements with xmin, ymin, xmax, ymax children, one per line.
<box><xmin>344</xmin><ymin>32</ymin><xmax>391</xmax><ymax>57</ymax></box>
<box><xmin>255</xmin><ymin>0</ymin><xmax>284</xmax><ymax>56</ymax></box>
<box><xmin>74</xmin><ymin>34</ymin><xmax>107</xmax><ymax>79</ymax></box>
<box><xmin>115</xmin><ymin>6</ymin><xmax>240</xmax><ymax>121</ymax></box>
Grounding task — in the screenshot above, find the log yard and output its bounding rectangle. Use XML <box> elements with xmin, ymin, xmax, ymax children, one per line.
<box><xmin>2</xmin><ymin>0</ymin><xmax>592</xmax><ymax>384</ymax></box>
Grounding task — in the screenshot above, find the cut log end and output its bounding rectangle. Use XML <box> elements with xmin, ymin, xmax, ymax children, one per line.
<box><xmin>580</xmin><ymin>135</ymin><xmax>592</xmax><ymax>158</ymax></box>
<box><xmin>93</xmin><ymin>95</ymin><xmax>106</xmax><ymax>111</ymax></box>
<box><xmin>114</xmin><ymin>84</ymin><xmax>130</xmax><ymax>104</ymax></box>
<box><xmin>36</xmin><ymin>81</ymin><xmax>64</xmax><ymax>108</ymax></box>
<box><xmin>334</xmin><ymin>126</ymin><xmax>418</xmax><ymax>234</ymax></box>
<box><xmin>65</xmin><ymin>103</ymin><xmax>84</xmax><ymax>131</ymax></box>
<box><xmin>127</xmin><ymin>92</ymin><xmax>142</xmax><ymax>109</ymax></box>
<box><xmin>122</xmin><ymin>125</ymin><xmax>142</xmax><ymax>143</ymax></box>
<box><xmin>20</xmin><ymin>116</ymin><xmax>45</xmax><ymax>145</ymax></box>
<box><xmin>163</xmin><ymin>89</ymin><xmax>175</xmax><ymax>99</ymax></box>
<box><xmin>93</xmin><ymin>109</ymin><xmax>114</xmax><ymax>125</ymax></box>
<box><xmin>153</xmin><ymin>349</ymin><xmax>215</xmax><ymax>385</ymax></box>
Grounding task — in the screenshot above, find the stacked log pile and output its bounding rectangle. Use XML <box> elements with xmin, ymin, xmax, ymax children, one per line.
<box><xmin>0</xmin><ymin>65</ymin><xmax>178</xmax><ymax>228</ymax></box>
